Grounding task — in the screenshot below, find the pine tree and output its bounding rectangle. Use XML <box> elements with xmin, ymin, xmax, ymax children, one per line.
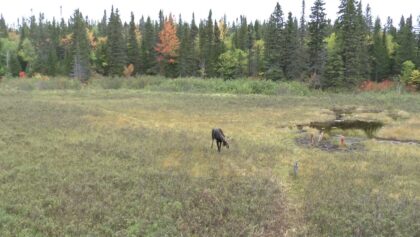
<box><xmin>371</xmin><ymin>18</ymin><xmax>390</xmax><ymax>81</ymax></box>
<box><xmin>178</xmin><ymin>22</ymin><xmax>191</xmax><ymax>77</ymax></box>
<box><xmin>323</xmin><ymin>49</ymin><xmax>345</xmax><ymax>87</ymax></box>
<box><xmin>198</xmin><ymin>20</ymin><xmax>206</xmax><ymax>77</ymax></box>
<box><xmin>205</xmin><ymin>10</ymin><xmax>216</xmax><ymax>77</ymax></box>
<box><xmin>237</xmin><ymin>16</ymin><xmax>249</xmax><ymax>50</ymax></box>
<box><xmin>189</xmin><ymin>13</ymin><xmax>199</xmax><ymax>76</ymax></box>
<box><xmin>212</xmin><ymin>20</ymin><xmax>225</xmax><ymax>77</ymax></box>
<box><xmin>247</xmin><ymin>22</ymin><xmax>258</xmax><ymax>77</ymax></box>
<box><xmin>264</xmin><ymin>2</ymin><xmax>285</xmax><ymax>80</ymax></box>
<box><xmin>336</xmin><ymin>0</ymin><xmax>363</xmax><ymax>86</ymax></box>
<box><xmin>308</xmin><ymin>0</ymin><xmax>327</xmax><ymax>78</ymax></box>
<box><xmin>107</xmin><ymin>7</ymin><xmax>127</xmax><ymax>76</ymax></box>
<box><xmin>298</xmin><ymin>0</ymin><xmax>309</xmax><ymax>78</ymax></box>
<box><xmin>395</xmin><ymin>15</ymin><xmax>417</xmax><ymax>70</ymax></box>
<box><xmin>284</xmin><ymin>13</ymin><xmax>300</xmax><ymax>80</ymax></box>
<box><xmin>356</xmin><ymin>1</ymin><xmax>371</xmax><ymax>79</ymax></box>
<box><xmin>127</xmin><ymin>12</ymin><xmax>141</xmax><ymax>75</ymax></box>
<box><xmin>140</xmin><ymin>17</ymin><xmax>157</xmax><ymax>75</ymax></box>
<box><xmin>98</xmin><ymin>10</ymin><xmax>107</xmax><ymax>37</ymax></box>
<box><xmin>70</xmin><ymin>9</ymin><xmax>90</xmax><ymax>81</ymax></box>
<box><xmin>0</xmin><ymin>15</ymin><xmax>7</xmax><ymax>38</ymax></box>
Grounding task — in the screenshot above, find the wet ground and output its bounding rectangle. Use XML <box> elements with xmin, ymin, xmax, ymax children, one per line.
<box><xmin>295</xmin><ymin>134</ymin><xmax>365</xmax><ymax>152</ymax></box>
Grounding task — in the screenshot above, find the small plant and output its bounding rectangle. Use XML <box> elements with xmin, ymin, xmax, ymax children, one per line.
<box><xmin>123</xmin><ymin>64</ymin><xmax>134</xmax><ymax>77</ymax></box>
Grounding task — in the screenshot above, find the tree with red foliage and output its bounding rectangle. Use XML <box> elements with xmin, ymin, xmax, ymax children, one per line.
<box><xmin>155</xmin><ymin>16</ymin><xmax>180</xmax><ymax>77</ymax></box>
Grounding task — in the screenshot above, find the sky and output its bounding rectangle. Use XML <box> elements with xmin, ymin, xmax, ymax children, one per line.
<box><xmin>1</xmin><ymin>0</ymin><xmax>419</xmax><ymax>28</ymax></box>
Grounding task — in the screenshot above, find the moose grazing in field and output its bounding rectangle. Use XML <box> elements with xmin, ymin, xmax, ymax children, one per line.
<box><xmin>211</xmin><ymin>128</ymin><xmax>229</xmax><ymax>152</ymax></box>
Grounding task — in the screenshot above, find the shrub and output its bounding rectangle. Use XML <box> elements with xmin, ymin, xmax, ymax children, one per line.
<box><xmin>400</xmin><ymin>60</ymin><xmax>416</xmax><ymax>84</ymax></box>
<box><xmin>359</xmin><ymin>80</ymin><xmax>395</xmax><ymax>92</ymax></box>
<box><xmin>123</xmin><ymin>64</ymin><xmax>134</xmax><ymax>78</ymax></box>
<box><xmin>98</xmin><ymin>77</ymin><xmax>123</xmax><ymax>89</ymax></box>
<box><xmin>35</xmin><ymin>78</ymin><xmax>82</xmax><ymax>90</ymax></box>
<box><xmin>123</xmin><ymin>76</ymin><xmax>165</xmax><ymax>89</ymax></box>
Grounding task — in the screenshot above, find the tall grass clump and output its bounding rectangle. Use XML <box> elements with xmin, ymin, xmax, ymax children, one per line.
<box><xmin>147</xmin><ymin>77</ymin><xmax>312</xmax><ymax>95</ymax></box>
<box><xmin>0</xmin><ymin>77</ymin><xmax>82</xmax><ymax>91</ymax></box>
<box><xmin>304</xmin><ymin>154</ymin><xmax>420</xmax><ymax>236</ymax></box>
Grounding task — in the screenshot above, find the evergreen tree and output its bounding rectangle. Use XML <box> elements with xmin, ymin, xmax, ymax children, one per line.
<box><xmin>178</xmin><ymin>22</ymin><xmax>191</xmax><ymax>77</ymax></box>
<box><xmin>237</xmin><ymin>16</ymin><xmax>249</xmax><ymax>50</ymax></box>
<box><xmin>70</xmin><ymin>9</ymin><xmax>90</xmax><ymax>81</ymax></box>
<box><xmin>371</xmin><ymin>18</ymin><xmax>390</xmax><ymax>81</ymax></box>
<box><xmin>284</xmin><ymin>13</ymin><xmax>300</xmax><ymax>80</ymax></box>
<box><xmin>198</xmin><ymin>20</ymin><xmax>206</xmax><ymax>77</ymax></box>
<box><xmin>264</xmin><ymin>2</ymin><xmax>285</xmax><ymax>80</ymax></box>
<box><xmin>98</xmin><ymin>10</ymin><xmax>107</xmax><ymax>37</ymax></box>
<box><xmin>308</xmin><ymin>0</ymin><xmax>327</xmax><ymax>78</ymax></box>
<box><xmin>212</xmin><ymin>20</ymin><xmax>225</xmax><ymax>77</ymax></box>
<box><xmin>189</xmin><ymin>13</ymin><xmax>199</xmax><ymax>76</ymax></box>
<box><xmin>127</xmin><ymin>12</ymin><xmax>141</xmax><ymax>75</ymax></box>
<box><xmin>395</xmin><ymin>15</ymin><xmax>417</xmax><ymax>70</ymax></box>
<box><xmin>356</xmin><ymin>1</ymin><xmax>371</xmax><ymax>79</ymax></box>
<box><xmin>298</xmin><ymin>0</ymin><xmax>309</xmax><ymax>78</ymax></box>
<box><xmin>0</xmin><ymin>15</ymin><xmax>7</xmax><ymax>38</ymax></box>
<box><xmin>158</xmin><ymin>10</ymin><xmax>164</xmax><ymax>30</ymax></box>
<box><xmin>336</xmin><ymin>0</ymin><xmax>363</xmax><ymax>86</ymax></box>
<box><xmin>107</xmin><ymin>7</ymin><xmax>127</xmax><ymax>76</ymax></box>
<box><xmin>205</xmin><ymin>10</ymin><xmax>216</xmax><ymax>77</ymax></box>
<box><xmin>140</xmin><ymin>17</ymin><xmax>157</xmax><ymax>74</ymax></box>
<box><xmin>323</xmin><ymin>49</ymin><xmax>345</xmax><ymax>87</ymax></box>
<box><xmin>247</xmin><ymin>22</ymin><xmax>258</xmax><ymax>77</ymax></box>
<box><xmin>254</xmin><ymin>20</ymin><xmax>262</xmax><ymax>40</ymax></box>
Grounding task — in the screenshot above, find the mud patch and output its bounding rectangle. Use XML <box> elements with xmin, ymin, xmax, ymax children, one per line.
<box><xmin>309</xmin><ymin>120</ymin><xmax>384</xmax><ymax>138</ymax></box>
<box><xmin>296</xmin><ymin>135</ymin><xmax>365</xmax><ymax>152</ymax></box>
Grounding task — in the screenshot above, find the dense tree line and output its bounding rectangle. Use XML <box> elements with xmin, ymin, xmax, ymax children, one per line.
<box><xmin>0</xmin><ymin>1</ymin><xmax>419</xmax><ymax>88</ymax></box>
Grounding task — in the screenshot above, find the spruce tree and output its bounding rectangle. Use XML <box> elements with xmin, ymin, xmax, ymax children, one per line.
<box><xmin>140</xmin><ymin>17</ymin><xmax>157</xmax><ymax>75</ymax></box>
<box><xmin>284</xmin><ymin>13</ymin><xmax>300</xmax><ymax>80</ymax></box>
<box><xmin>336</xmin><ymin>0</ymin><xmax>363</xmax><ymax>86</ymax></box>
<box><xmin>178</xmin><ymin>22</ymin><xmax>191</xmax><ymax>77</ymax></box>
<box><xmin>308</xmin><ymin>0</ymin><xmax>327</xmax><ymax>78</ymax></box>
<box><xmin>189</xmin><ymin>14</ymin><xmax>199</xmax><ymax>76</ymax></box>
<box><xmin>323</xmin><ymin>49</ymin><xmax>345</xmax><ymax>87</ymax></box>
<box><xmin>371</xmin><ymin>18</ymin><xmax>390</xmax><ymax>81</ymax></box>
<box><xmin>205</xmin><ymin>10</ymin><xmax>216</xmax><ymax>77</ymax></box>
<box><xmin>212</xmin><ymin>20</ymin><xmax>225</xmax><ymax>77</ymax></box>
<box><xmin>395</xmin><ymin>15</ymin><xmax>417</xmax><ymax>70</ymax></box>
<box><xmin>127</xmin><ymin>12</ymin><xmax>141</xmax><ymax>75</ymax></box>
<box><xmin>298</xmin><ymin>0</ymin><xmax>309</xmax><ymax>78</ymax></box>
<box><xmin>107</xmin><ymin>7</ymin><xmax>127</xmax><ymax>76</ymax></box>
<box><xmin>98</xmin><ymin>10</ymin><xmax>107</xmax><ymax>37</ymax></box>
<box><xmin>264</xmin><ymin>2</ymin><xmax>285</xmax><ymax>80</ymax></box>
<box><xmin>356</xmin><ymin>1</ymin><xmax>371</xmax><ymax>79</ymax></box>
<box><xmin>0</xmin><ymin>15</ymin><xmax>7</xmax><ymax>38</ymax></box>
<box><xmin>70</xmin><ymin>9</ymin><xmax>90</xmax><ymax>81</ymax></box>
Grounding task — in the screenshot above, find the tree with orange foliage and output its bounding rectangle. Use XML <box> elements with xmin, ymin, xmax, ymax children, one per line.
<box><xmin>155</xmin><ymin>16</ymin><xmax>180</xmax><ymax>77</ymax></box>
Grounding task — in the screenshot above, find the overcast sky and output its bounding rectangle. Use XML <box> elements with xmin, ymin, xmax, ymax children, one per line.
<box><xmin>1</xmin><ymin>0</ymin><xmax>419</xmax><ymax>27</ymax></box>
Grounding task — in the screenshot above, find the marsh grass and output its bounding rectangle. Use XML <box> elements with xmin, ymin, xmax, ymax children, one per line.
<box><xmin>0</xmin><ymin>86</ymin><xmax>419</xmax><ymax>236</ymax></box>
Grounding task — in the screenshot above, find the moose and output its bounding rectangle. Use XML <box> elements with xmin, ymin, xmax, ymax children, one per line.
<box><xmin>211</xmin><ymin>128</ymin><xmax>229</xmax><ymax>152</ymax></box>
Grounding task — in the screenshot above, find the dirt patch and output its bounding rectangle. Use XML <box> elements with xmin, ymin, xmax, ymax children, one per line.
<box><xmin>296</xmin><ymin>134</ymin><xmax>365</xmax><ymax>152</ymax></box>
<box><xmin>309</xmin><ymin>120</ymin><xmax>384</xmax><ymax>138</ymax></box>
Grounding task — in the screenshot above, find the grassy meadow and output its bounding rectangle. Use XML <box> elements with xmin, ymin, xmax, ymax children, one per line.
<box><xmin>0</xmin><ymin>77</ymin><xmax>419</xmax><ymax>236</ymax></box>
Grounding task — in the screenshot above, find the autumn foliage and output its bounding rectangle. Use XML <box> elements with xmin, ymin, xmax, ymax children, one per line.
<box><xmin>359</xmin><ymin>80</ymin><xmax>395</xmax><ymax>92</ymax></box>
<box><xmin>123</xmin><ymin>64</ymin><xmax>135</xmax><ymax>77</ymax></box>
<box><xmin>155</xmin><ymin>17</ymin><xmax>180</xmax><ymax>65</ymax></box>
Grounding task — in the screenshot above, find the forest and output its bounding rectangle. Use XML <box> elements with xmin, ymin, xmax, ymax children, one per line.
<box><xmin>0</xmin><ymin>0</ymin><xmax>419</xmax><ymax>89</ymax></box>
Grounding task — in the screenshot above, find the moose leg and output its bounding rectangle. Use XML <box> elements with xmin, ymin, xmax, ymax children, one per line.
<box><xmin>217</xmin><ymin>141</ymin><xmax>221</xmax><ymax>152</ymax></box>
